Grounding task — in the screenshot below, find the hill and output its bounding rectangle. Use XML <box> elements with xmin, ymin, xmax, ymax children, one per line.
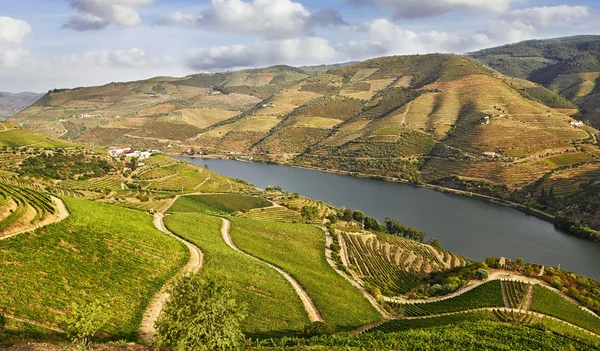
<box><xmin>10</xmin><ymin>54</ymin><xmax>600</xmax><ymax>236</ymax></box>
<box><xmin>0</xmin><ymin>92</ymin><xmax>43</xmax><ymax>119</ymax></box>
<box><xmin>2</xmin><ymin>127</ymin><xmax>600</xmax><ymax>349</ymax></box>
<box><xmin>468</xmin><ymin>35</ymin><xmax>600</xmax><ymax>129</ymax></box>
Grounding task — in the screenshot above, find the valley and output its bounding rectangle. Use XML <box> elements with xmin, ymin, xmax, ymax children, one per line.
<box><xmin>2</xmin><ymin>40</ymin><xmax>600</xmax><ymax>350</ymax></box>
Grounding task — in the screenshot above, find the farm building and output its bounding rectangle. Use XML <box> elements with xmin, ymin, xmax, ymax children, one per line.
<box><xmin>108</xmin><ymin>146</ymin><xmax>131</xmax><ymax>157</ymax></box>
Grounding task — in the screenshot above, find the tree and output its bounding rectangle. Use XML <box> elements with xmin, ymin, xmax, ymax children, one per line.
<box><xmin>61</xmin><ymin>300</ymin><xmax>107</xmax><ymax>349</ymax></box>
<box><xmin>352</xmin><ymin>210</ymin><xmax>365</xmax><ymax>223</ymax></box>
<box><xmin>476</xmin><ymin>268</ymin><xmax>489</xmax><ymax>280</ymax></box>
<box><xmin>155</xmin><ymin>273</ymin><xmax>246</xmax><ymax>351</ymax></box>
<box><xmin>428</xmin><ymin>238</ymin><xmax>441</xmax><ymax>250</ymax></box>
<box><xmin>364</xmin><ymin>216</ymin><xmax>382</xmax><ymax>231</ymax></box>
<box><xmin>301</xmin><ymin>205</ymin><xmax>319</xmax><ymax>220</ymax></box>
<box><xmin>342</xmin><ymin>208</ymin><xmax>354</xmax><ymax>222</ymax></box>
<box><xmin>515</xmin><ymin>258</ymin><xmax>525</xmax><ymax>266</ymax></box>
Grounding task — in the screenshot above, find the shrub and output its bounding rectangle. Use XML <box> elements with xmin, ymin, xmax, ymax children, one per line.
<box><xmin>303</xmin><ymin>322</ymin><xmax>334</xmax><ymax>338</ymax></box>
<box><xmin>61</xmin><ymin>300</ymin><xmax>108</xmax><ymax>348</ymax></box>
<box><xmin>476</xmin><ymin>268</ymin><xmax>489</xmax><ymax>280</ymax></box>
<box><xmin>155</xmin><ymin>273</ymin><xmax>246</xmax><ymax>351</ymax></box>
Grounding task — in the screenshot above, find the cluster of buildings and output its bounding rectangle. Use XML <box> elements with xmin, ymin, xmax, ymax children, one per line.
<box><xmin>570</xmin><ymin>121</ymin><xmax>585</xmax><ymax>127</ymax></box>
<box><xmin>108</xmin><ymin>146</ymin><xmax>159</xmax><ymax>160</ymax></box>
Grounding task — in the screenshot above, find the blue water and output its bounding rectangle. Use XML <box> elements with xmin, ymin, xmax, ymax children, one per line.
<box><xmin>179</xmin><ymin>157</ymin><xmax>600</xmax><ymax>280</ymax></box>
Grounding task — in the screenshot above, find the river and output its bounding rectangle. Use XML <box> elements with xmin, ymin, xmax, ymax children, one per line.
<box><xmin>178</xmin><ymin>157</ymin><xmax>600</xmax><ymax>280</ymax></box>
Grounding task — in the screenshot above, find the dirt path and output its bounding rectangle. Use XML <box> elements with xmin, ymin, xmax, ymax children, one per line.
<box><xmin>401</xmin><ymin>101</ymin><xmax>412</xmax><ymax>125</ymax></box>
<box><xmin>220</xmin><ymin>218</ymin><xmax>323</xmax><ymax>323</ymax></box>
<box><xmin>139</xmin><ymin>213</ymin><xmax>204</xmax><ymax>342</ymax></box>
<box><xmin>193</xmin><ymin>174</ymin><xmax>211</xmax><ymax>190</ymax></box>
<box><xmin>500</xmin><ymin>281</ymin><xmax>511</xmax><ymax>309</ymax></box>
<box><xmin>1</xmin><ymin>196</ymin><xmax>69</xmax><ymax>241</ymax></box>
<box><xmin>322</xmin><ymin>228</ymin><xmax>391</xmax><ymax>320</ymax></box>
<box><xmin>522</xmin><ymin>285</ymin><xmax>534</xmax><ymax>311</ymax></box>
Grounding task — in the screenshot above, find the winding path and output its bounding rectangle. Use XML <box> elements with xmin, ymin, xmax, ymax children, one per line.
<box><xmin>139</xmin><ymin>213</ymin><xmax>204</xmax><ymax>342</ymax></box>
<box><xmin>220</xmin><ymin>218</ymin><xmax>323</xmax><ymax>323</ymax></box>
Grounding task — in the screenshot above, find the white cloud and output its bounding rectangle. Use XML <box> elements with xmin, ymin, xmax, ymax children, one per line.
<box><xmin>186</xmin><ymin>37</ymin><xmax>342</xmax><ymax>70</ymax></box>
<box><xmin>477</xmin><ymin>6</ymin><xmax>590</xmax><ymax>44</ymax></box>
<box><xmin>63</xmin><ymin>0</ymin><xmax>153</xmax><ymax>31</ymax></box>
<box><xmin>158</xmin><ymin>0</ymin><xmax>346</xmax><ymax>39</ymax></box>
<box><xmin>0</xmin><ymin>16</ymin><xmax>32</xmax><ymax>45</ymax></box>
<box><xmin>344</xmin><ymin>0</ymin><xmax>517</xmax><ymax>19</ymax></box>
<box><xmin>498</xmin><ymin>5</ymin><xmax>589</xmax><ymax>27</ymax></box>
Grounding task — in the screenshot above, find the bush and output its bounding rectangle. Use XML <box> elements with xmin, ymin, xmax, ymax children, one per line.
<box><xmin>61</xmin><ymin>300</ymin><xmax>107</xmax><ymax>348</ymax></box>
<box><xmin>476</xmin><ymin>268</ymin><xmax>489</xmax><ymax>280</ymax></box>
<box><xmin>303</xmin><ymin>322</ymin><xmax>334</xmax><ymax>338</ymax></box>
<box><xmin>155</xmin><ymin>273</ymin><xmax>246</xmax><ymax>351</ymax></box>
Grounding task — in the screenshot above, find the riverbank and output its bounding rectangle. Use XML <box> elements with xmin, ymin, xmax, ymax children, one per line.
<box><xmin>174</xmin><ymin>154</ymin><xmax>561</xmax><ymax>228</ymax></box>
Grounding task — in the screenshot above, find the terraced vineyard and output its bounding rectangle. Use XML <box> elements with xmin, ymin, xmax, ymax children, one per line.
<box><xmin>342</xmin><ymin>232</ymin><xmax>420</xmax><ymax>295</ymax></box>
<box><xmin>502</xmin><ymin>280</ymin><xmax>529</xmax><ymax>309</ymax></box>
<box><xmin>0</xmin><ymin>197</ymin><xmax>188</xmax><ymax>339</ymax></box>
<box><xmin>60</xmin><ymin>176</ymin><xmax>123</xmax><ymax>191</ymax></box>
<box><xmin>370</xmin><ymin>311</ymin><xmax>494</xmax><ymax>333</ymax></box>
<box><xmin>530</xmin><ymin>285</ymin><xmax>600</xmax><ymax>334</ymax></box>
<box><xmin>400</xmin><ymin>281</ymin><xmax>504</xmax><ymax>317</ymax></box>
<box><xmin>164</xmin><ymin>212</ymin><xmax>309</xmax><ymax>337</ymax></box>
<box><xmin>243</xmin><ymin>206</ymin><xmax>303</xmax><ymax>223</ymax></box>
<box><xmin>342</xmin><ymin>231</ymin><xmax>467</xmax><ymax>296</ymax></box>
<box><xmin>0</xmin><ymin>181</ymin><xmax>56</xmax><ymax>233</ymax></box>
<box><xmin>493</xmin><ymin>310</ymin><xmax>541</xmax><ymax>325</ymax></box>
<box><xmin>169</xmin><ymin>194</ymin><xmax>272</xmax><ymax>214</ymax></box>
<box><xmin>228</xmin><ymin>217</ymin><xmax>381</xmax><ymax>330</ymax></box>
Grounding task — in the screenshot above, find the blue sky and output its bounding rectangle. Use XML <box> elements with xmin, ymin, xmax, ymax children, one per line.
<box><xmin>1</xmin><ymin>0</ymin><xmax>599</xmax><ymax>92</ymax></box>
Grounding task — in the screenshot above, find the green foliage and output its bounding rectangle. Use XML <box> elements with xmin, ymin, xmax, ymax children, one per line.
<box><xmin>169</xmin><ymin>194</ymin><xmax>271</xmax><ymax>214</ymax></box>
<box><xmin>372</xmin><ymin>310</ymin><xmax>494</xmax><ymax>333</ymax></box>
<box><xmin>19</xmin><ymin>151</ymin><xmax>114</xmax><ymax>180</ymax></box>
<box><xmin>0</xmin><ymin>197</ymin><xmax>188</xmax><ymax>340</ymax></box>
<box><xmin>334</xmin><ymin>133</ymin><xmax>435</xmax><ymax>159</ymax></box>
<box><xmin>385</xmin><ymin>217</ymin><xmax>426</xmax><ymax>242</ymax></box>
<box><xmin>155</xmin><ymin>273</ymin><xmax>246</xmax><ymax>351</ymax></box>
<box><xmin>301</xmin><ymin>205</ymin><xmax>319</xmax><ymax>220</ymax></box>
<box><xmin>517</xmin><ymin>86</ymin><xmax>576</xmax><ymax>108</ymax></box>
<box><xmin>351</xmin><ymin>210</ymin><xmax>364</xmax><ymax>223</ymax></box>
<box><xmin>228</xmin><ymin>217</ymin><xmax>381</xmax><ymax>330</ymax></box>
<box><xmin>530</xmin><ymin>285</ymin><xmax>600</xmax><ymax>334</ymax></box>
<box><xmin>252</xmin><ymin>320</ymin><xmax>600</xmax><ymax>350</ymax></box>
<box><xmin>476</xmin><ymin>268</ymin><xmax>489</xmax><ymax>280</ymax></box>
<box><xmin>403</xmin><ymin>281</ymin><xmax>504</xmax><ymax>316</ymax></box>
<box><xmin>164</xmin><ymin>213</ymin><xmax>309</xmax><ymax>336</ymax></box>
<box><xmin>61</xmin><ymin>300</ymin><xmax>107</xmax><ymax>348</ymax></box>
<box><xmin>302</xmin><ymin>322</ymin><xmax>334</xmax><ymax>338</ymax></box>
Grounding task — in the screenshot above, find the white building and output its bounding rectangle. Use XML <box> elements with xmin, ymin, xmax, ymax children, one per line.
<box><xmin>108</xmin><ymin>147</ymin><xmax>131</xmax><ymax>157</ymax></box>
<box><xmin>570</xmin><ymin>121</ymin><xmax>584</xmax><ymax>127</ymax></box>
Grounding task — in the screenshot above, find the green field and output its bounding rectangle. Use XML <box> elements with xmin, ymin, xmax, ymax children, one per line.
<box><xmin>228</xmin><ymin>217</ymin><xmax>381</xmax><ymax>330</ymax></box>
<box><xmin>0</xmin><ymin>197</ymin><xmax>188</xmax><ymax>340</ymax></box>
<box><xmin>402</xmin><ymin>281</ymin><xmax>504</xmax><ymax>316</ymax></box>
<box><xmin>530</xmin><ymin>285</ymin><xmax>600</xmax><ymax>334</ymax></box>
<box><xmin>168</xmin><ymin>194</ymin><xmax>272</xmax><ymax>214</ymax></box>
<box><xmin>164</xmin><ymin>212</ymin><xmax>309</xmax><ymax>337</ymax></box>
<box><xmin>370</xmin><ymin>310</ymin><xmax>494</xmax><ymax>333</ymax></box>
<box><xmin>252</xmin><ymin>321</ymin><xmax>599</xmax><ymax>350</ymax></box>
<box><xmin>0</xmin><ymin>129</ymin><xmax>74</xmax><ymax>148</ymax></box>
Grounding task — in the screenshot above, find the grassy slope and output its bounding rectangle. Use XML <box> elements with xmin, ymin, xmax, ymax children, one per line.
<box><xmin>0</xmin><ymin>128</ymin><xmax>75</xmax><ymax>148</ymax></box>
<box><xmin>0</xmin><ymin>197</ymin><xmax>188</xmax><ymax>340</ymax></box>
<box><xmin>530</xmin><ymin>285</ymin><xmax>600</xmax><ymax>334</ymax></box>
<box><xmin>164</xmin><ymin>212</ymin><xmax>309</xmax><ymax>337</ymax></box>
<box><xmin>168</xmin><ymin>194</ymin><xmax>271</xmax><ymax>214</ymax></box>
<box><xmin>228</xmin><ymin>217</ymin><xmax>381</xmax><ymax>330</ymax></box>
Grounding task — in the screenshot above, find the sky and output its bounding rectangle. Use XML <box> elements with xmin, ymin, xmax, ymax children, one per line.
<box><xmin>1</xmin><ymin>0</ymin><xmax>599</xmax><ymax>92</ymax></box>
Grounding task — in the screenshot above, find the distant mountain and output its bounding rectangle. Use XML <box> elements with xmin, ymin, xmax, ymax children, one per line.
<box><xmin>0</xmin><ymin>91</ymin><xmax>44</xmax><ymax>119</ymax></box>
<box><xmin>12</xmin><ymin>54</ymin><xmax>600</xmax><ymax>234</ymax></box>
<box><xmin>468</xmin><ymin>35</ymin><xmax>600</xmax><ymax>128</ymax></box>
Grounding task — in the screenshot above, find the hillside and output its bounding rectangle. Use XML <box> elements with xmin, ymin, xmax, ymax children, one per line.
<box><xmin>2</xmin><ymin>126</ymin><xmax>600</xmax><ymax>350</ymax></box>
<box><xmin>468</xmin><ymin>35</ymin><xmax>600</xmax><ymax>129</ymax></box>
<box><xmin>11</xmin><ymin>54</ymin><xmax>600</xmax><ymax>236</ymax></box>
<box><xmin>0</xmin><ymin>92</ymin><xmax>43</xmax><ymax>119</ymax></box>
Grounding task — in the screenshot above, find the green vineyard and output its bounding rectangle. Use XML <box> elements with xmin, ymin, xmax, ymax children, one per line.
<box><xmin>502</xmin><ymin>280</ymin><xmax>529</xmax><ymax>309</ymax></box>
<box><xmin>400</xmin><ymin>281</ymin><xmax>504</xmax><ymax>316</ymax></box>
<box><xmin>493</xmin><ymin>309</ymin><xmax>541</xmax><ymax>325</ymax></box>
<box><xmin>0</xmin><ymin>181</ymin><xmax>56</xmax><ymax>232</ymax></box>
<box><xmin>530</xmin><ymin>285</ymin><xmax>600</xmax><ymax>334</ymax></box>
<box><xmin>243</xmin><ymin>207</ymin><xmax>303</xmax><ymax>223</ymax></box>
<box><xmin>369</xmin><ymin>310</ymin><xmax>495</xmax><ymax>333</ymax></box>
<box><xmin>342</xmin><ymin>232</ymin><xmax>420</xmax><ymax>295</ymax></box>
